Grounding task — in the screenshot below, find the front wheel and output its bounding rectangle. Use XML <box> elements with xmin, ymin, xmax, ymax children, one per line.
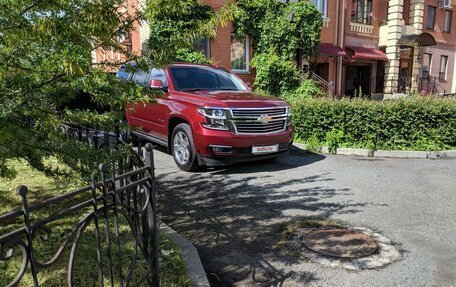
<box><xmin>171</xmin><ymin>123</ymin><xmax>200</xmax><ymax>171</ymax></box>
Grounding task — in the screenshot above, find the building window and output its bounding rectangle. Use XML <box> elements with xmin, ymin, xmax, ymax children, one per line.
<box><xmin>311</xmin><ymin>0</ymin><xmax>327</xmax><ymax>18</ymax></box>
<box><xmin>231</xmin><ymin>35</ymin><xmax>249</xmax><ymax>73</ymax></box>
<box><xmin>118</xmin><ymin>33</ymin><xmax>132</xmax><ymax>52</ymax></box>
<box><xmin>427</xmin><ymin>6</ymin><xmax>436</xmax><ymax>30</ymax></box>
<box><xmin>422</xmin><ymin>53</ymin><xmax>432</xmax><ymax>78</ymax></box>
<box><xmin>439</xmin><ymin>55</ymin><xmax>448</xmax><ymax>80</ymax></box>
<box><xmin>193</xmin><ymin>38</ymin><xmax>210</xmax><ymax>59</ymax></box>
<box><xmin>444</xmin><ymin>10</ymin><xmax>452</xmax><ymax>33</ymax></box>
<box><xmin>351</xmin><ymin>0</ymin><xmax>372</xmax><ymax>25</ymax></box>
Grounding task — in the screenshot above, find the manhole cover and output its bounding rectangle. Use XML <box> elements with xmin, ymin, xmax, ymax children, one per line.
<box><xmin>302</xmin><ymin>228</ymin><xmax>379</xmax><ymax>258</ymax></box>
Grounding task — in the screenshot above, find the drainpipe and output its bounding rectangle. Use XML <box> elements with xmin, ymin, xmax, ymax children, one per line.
<box><xmin>337</xmin><ymin>0</ymin><xmax>345</xmax><ymax>96</ymax></box>
<box><xmin>334</xmin><ymin>0</ymin><xmax>339</xmax><ymax>96</ymax></box>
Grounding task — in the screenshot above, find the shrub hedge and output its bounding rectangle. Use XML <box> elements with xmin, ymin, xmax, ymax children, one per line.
<box><xmin>292</xmin><ymin>98</ymin><xmax>456</xmax><ymax>151</ymax></box>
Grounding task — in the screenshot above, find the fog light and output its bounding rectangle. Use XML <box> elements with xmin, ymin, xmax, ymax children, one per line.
<box><xmin>209</xmin><ymin>145</ymin><xmax>233</xmax><ymax>153</ymax></box>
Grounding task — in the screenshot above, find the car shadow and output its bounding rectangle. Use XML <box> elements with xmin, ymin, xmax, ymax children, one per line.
<box><xmin>146</xmin><ymin>143</ymin><xmax>326</xmax><ymax>174</ymax></box>
<box><xmin>207</xmin><ymin>146</ymin><xmax>326</xmax><ymax>175</ymax></box>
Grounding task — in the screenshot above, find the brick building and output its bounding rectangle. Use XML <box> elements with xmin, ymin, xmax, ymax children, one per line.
<box><xmin>312</xmin><ymin>0</ymin><xmax>455</xmax><ymax>97</ymax></box>
<box><xmin>200</xmin><ymin>0</ymin><xmax>255</xmax><ymax>84</ymax></box>
<box><xmin>116</xmin><ymin>0</ymin><xmax>456</xmax><ymax>96</ymax></box>
<box><xmin>92</xmin><ymin>0</ymin><xmax>150</xmax><ymax>66</ymax></box>
<box><xmin>197</xmin><ymin>0</ymin><xmax>456</xmax><ymax>96</ymax></box>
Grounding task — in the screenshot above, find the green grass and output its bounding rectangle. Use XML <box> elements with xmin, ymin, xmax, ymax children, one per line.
<box><xmin>0</xmin><ymin>159</ymin><xmax>190</xmax><ymax>287</ymax></box>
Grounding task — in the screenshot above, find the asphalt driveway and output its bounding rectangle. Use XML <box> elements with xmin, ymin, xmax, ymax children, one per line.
<box><xmin>155</xmin><ymin>146</ymin><xmax>456</xmax><ymax>287</ymax></box>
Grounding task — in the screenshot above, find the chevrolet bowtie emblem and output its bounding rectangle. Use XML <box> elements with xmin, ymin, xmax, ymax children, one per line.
<box><xmin>257</xmin><ymin>114</ymin><xmax>272</xmax><ymax>124</ymax></box>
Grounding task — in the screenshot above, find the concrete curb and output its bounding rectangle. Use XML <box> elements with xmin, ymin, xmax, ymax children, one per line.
<box><xmin>159</xmin><ymin>221</ymin><xmax>210</xmax><ymax>287</ymax></box>
<box><xmin>293</xmin><ymin>142</ymin><xmax>456</xmax><ymax>159</ymax></box>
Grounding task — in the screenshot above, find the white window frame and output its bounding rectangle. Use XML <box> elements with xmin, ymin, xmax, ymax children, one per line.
<box><xmin>231</xmin><ymin>35</ymin><xmax>250</xmax><ymax>74</ymax></box>
<box><xmin>422</xmin><ymin>53</ymin><xmax>432</xmax><ymax>77</ymax></box>
<box><xmin>312</xmin><ymin>0</ymin><xmax>328</xmax><ymax>18</ymax></box>
<box><xmin>439</xmin><ymin>55</ymin><xmax>448</xmax><ymax>81</ymax></box>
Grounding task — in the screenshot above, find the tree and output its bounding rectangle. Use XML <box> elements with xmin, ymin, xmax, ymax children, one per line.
<box><xmin>234</xmin><ymin>0</ymin><xmax>323</xmax><ymax>96</ymax></box>
<box><xmin>0</xmin><ymin>0</ymin><xmax>149</xmax><ymax>178</ymax></box>
<box><xmin>145</xmin><ymin>0</ymin><xmax>237</xmax><ymax>66</ymax></box>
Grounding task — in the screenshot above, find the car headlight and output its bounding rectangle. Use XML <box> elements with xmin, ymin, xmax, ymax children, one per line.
<box><xmin>198</xmin><ymin>107</ymin><xmax>230</xmax><ymax>131</ymax></box>
<box><xmin>286</xmin><ymin>106</ymin><xmax>292</xmax><ymax>126</ymax></box>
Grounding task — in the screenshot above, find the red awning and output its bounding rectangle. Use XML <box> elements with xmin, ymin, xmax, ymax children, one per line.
<box><xmin>318</xmin><ymin>43</ymin><xmax>346</xmax><ymax>57</ymax></box>
<box><xmin>345</xmin><ymin>46</ymin><xmax>388</xmax><ymax>61</ymax></box>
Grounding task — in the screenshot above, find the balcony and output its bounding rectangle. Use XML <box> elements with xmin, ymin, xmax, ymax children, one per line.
<box><xmin>323</xmin><ymin>17</ymin><xmax>330</xmax><ymax>28</ymax></box>
<box><xmin>350</xmin><ymin>22</ymin><xmax>374</xmax><ymax>35</ymax></box>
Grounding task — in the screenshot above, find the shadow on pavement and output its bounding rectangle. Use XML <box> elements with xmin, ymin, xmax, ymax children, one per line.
<box><xmin>207</xmin><ymin>146</ymin><xmax>326</xmax><ymax>175</ymax></box>
<box><xmin>149</xmin><ymin>144</ymin><xmax>326</xmax><ymax>174</ymax></box>
<box><xmin>156</xmin><ymin>165</ymin><xmax>374</xmax><ymax>286</ymax></box>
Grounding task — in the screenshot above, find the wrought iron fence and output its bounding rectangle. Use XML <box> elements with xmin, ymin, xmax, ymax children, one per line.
<box><xmin>60</xmin><ymin>123</ymin><xmax>125</xmax><ymax>151</ymax></box>
<box><xmin>0</xmin><ymin>144</ymin><xmax>159</xmax><ymax>286</ymax></box>
<box><xmin>418</xmin><ymin>76</ymin><xmax>447</xmax><ymax>95</ymax></box>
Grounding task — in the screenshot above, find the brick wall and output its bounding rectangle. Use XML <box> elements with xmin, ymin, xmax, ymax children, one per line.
<box><xmin>422</xmin><ymin>0</ymin><xmax>456</xmax><ymax>93</ymax></box>
<box><xmin>202</xmin><ymin>0</ymin><xmax>255</xmax><ymax>84</ymax></box>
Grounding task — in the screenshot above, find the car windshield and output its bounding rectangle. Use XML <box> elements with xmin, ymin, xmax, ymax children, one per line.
<box><xmin>169</xmin><ymin>65</ymin><xmax>248</xmax><ymax>92</ymax></box>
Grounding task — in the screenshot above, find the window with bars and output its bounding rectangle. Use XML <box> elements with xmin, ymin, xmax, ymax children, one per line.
<box><xmin>351</xmin><ymin>0</ymin><xmax>372</xmax><ymax>25</ymax></box>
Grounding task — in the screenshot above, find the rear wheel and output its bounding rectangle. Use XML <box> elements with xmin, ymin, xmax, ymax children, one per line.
<box><xmin>172</xmin><ymin>123</ymin><xmax>200</xmax><ymax>171</ymax></box>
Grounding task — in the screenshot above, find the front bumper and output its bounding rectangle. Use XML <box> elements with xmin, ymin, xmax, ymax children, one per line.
<box><xmin>197</xmin><ymin>145</ymin><xmax>291</xmax><ymax>166</ymax></box>
<box><xmin>193</xmin><ymin>124</ymin><xmax>293</xmax><ymax>166</ymax></box>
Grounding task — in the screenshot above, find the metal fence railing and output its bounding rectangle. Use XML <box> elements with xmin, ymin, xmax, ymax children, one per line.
<box><xmin>0</xmin><ymin>144</ymin><xmax>160</xmax><ymax>286</ymax></box>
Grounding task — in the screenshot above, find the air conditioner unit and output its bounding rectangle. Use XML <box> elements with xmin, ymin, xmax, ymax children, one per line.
<box><xmin>439</xmin><ymin>0</ymin><xmax>452</xmax><ymax>9</ymax></box>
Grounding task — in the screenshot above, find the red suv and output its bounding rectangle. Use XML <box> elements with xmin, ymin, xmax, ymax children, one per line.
<box><xmin>119</xmin><ymin>63</ymin><xmax>293</xmax><ymax>171</ymax></box>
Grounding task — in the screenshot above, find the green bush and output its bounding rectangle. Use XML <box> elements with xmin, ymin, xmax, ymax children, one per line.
<box><xmin>251</xmin><ymin>52</ymin><xmax>301</xmax><ymax>96</ymax></box>
<box><xmin>283</xmin><ymin>80</ymin><xmax>323</xmax><ymax>101</ymax></box>
<box><xmin>174</xmin><ymin>48</ymin><xmax>211</xmax><ymax>64</ymax></box>
<box><xmin>292</xmin><ymin>98</ymin><xmax>456</xmax><ymax>151</ymax></box>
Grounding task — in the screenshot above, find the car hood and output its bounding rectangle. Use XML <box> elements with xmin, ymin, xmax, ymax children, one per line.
<box><xmin>188</xmin><ymin>90</ymin><xmax>288</xmax><ymax>108</ymax></box>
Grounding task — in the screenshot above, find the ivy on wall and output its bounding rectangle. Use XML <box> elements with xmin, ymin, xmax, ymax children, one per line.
<box><xmin>234</xmin><ymin>0</ymin><xmax>323</xmax><ymax>96</ymax></box>
<box><xmin>144</xmin><ymin>0</ymin><xmax>323</xmax><ymax>97</ymax></box>
<box><xmin>145</xmin><ymin>0</ymin><xmax>236</xmax><ymax>66</ymax></box>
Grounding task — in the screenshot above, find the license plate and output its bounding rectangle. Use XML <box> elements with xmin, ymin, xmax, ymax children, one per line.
<box><xmin>252</xmin><ymin>144</ymin><xmax>279</xmax><ymax>154</ymax></box>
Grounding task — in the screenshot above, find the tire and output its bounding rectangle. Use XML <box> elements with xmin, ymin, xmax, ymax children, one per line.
<box><xmin>171</xmin><ymin>123</ymin><xmax>200</xmax><ymax>171</ymax></box>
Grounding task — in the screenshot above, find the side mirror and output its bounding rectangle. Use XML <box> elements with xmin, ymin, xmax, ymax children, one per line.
<box><xmin>149</xmin><ymin>79</ymin><xmax>164</xmax><ymax>89</ymax></box>
<box><xmin>245</xmin><ymin>82</ymin><xmax>252</xmax><ymax>88</ymax></box>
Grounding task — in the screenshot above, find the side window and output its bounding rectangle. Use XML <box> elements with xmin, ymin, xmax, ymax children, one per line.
<box><xmin>131</xmin><ymin>70</ymin><xmax>148</xmax><ymax>86</ymax></box>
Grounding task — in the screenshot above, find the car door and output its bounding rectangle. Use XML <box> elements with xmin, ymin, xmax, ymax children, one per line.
<box><xmin>128</xmin><ymin>68</ymin><xmax>170</xmax><ymax>141</ymax></box>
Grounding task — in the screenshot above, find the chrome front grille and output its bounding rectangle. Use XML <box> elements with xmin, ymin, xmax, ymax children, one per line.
<box><xmin>229</xmin><ymin>107</ymin><xmax>289</xmax><ymax>135</ymax></box>
<box><xmin>231</xmin><ymin>108</ymin><xmax>286</xmax><ymax>117</ymax></box>
<box><xmin>235</xmin><ymin>120</ymin><xmax>286</xmax><ymax>134</ymax></box>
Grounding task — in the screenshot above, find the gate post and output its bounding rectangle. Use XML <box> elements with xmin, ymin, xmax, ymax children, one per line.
<box><xmin>144</xmin><ymin>143</ymin><xmax>159</xmax><ymax>286</ymax></box>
